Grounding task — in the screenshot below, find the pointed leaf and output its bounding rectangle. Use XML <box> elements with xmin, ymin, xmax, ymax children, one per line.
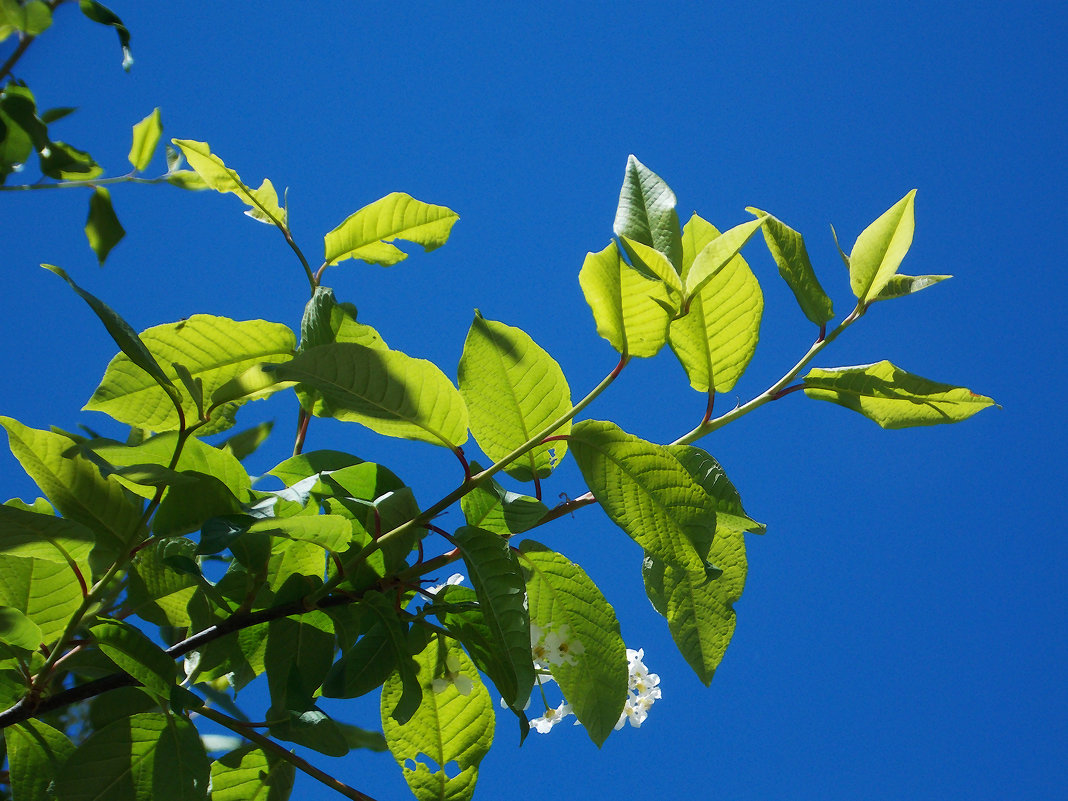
<box><xmin>0</xmin><ymin>503</ymin><xmax>94</xmax><ymax>565</ymax></box>
<box><xmin>172</xmin><ymin>139</ymin><xmax>286</xmax><ymax>226</ymax></box>
<box><xmin>249</xmin><ymin>514</ymin><xmax>351</xmax><ymax>552</ymax></box>
<box><xmin>458</xmin><ymin>312</ymin><xmax>572</xmax><ymax>481</ymax></box>
<box><xmin>613</xmin><ymin>155</ymin><xmax>683</xmax><ymax>272</ymax></box>
<box><xmin>321</xmin><ymin>620</ymin><xmax>398</xmax><ymax>700</ymax></box>
<box><xmin>128</xmin><ymin>108</ymin><xmax>161</xmax><ymax>171</ymax></box>
<box><xmin>519</xmin><ymin>541</ymin><xmax>628</xmax><ymax>746</ymax></box>
<box><xmin>452</xmin><ymin>525</ymin><xmax>534</xmax><ymax>709</ymax></box>
<box><xmin>803</xmin><ymin>360</ymin><xmax>997</xmax><ymax>428</ymax></box>
<box><xmin>217</xmin><ymin>420</ymin><xmax>274</xmax><ymax>461</ymax></box>
<box><xmin>324</xmin><ymin>192</ymin><xmax>459</xmax><ymax>266</ymax></box>
<box><xmin>619</xmin><ymin>236</ymin><xmax>682</xmax><ymax>295</ymax></box>
<box><xmin>382</xmin><ymin>637</ymin><xmax>494</xmax><ymax>801</ymax></box>
<box><xmin>264</xmin><ymin>610</ymin><xmax>335</xmax><ymax>709</ymax></box>
<box><xmin>569</xmin><ymin>420</ymin><xmax>716</xmax><ymax>573</ymax></box>
<box><xmin>86</xmin><ymin>315</ymin><xmax>295</xmax><ymax>435</ymax></box>
<box><xmin>869</xmin><ymin>273</ymin><xmax>951</xmax><ymax>302</ymax></box>
<box><xmin>90</xmin><ymin>618</ymin><xmax>177</xmax><ymax>696</ymax></box>
<box><xmin>746</xmin><ymin>207</ymin><xmax>834</xmax><ymax>325</ymax></box>
<box><xmin>848</xmin><ymin>190</ymin><xmax>917</xmax><ymax>303</ymax></box>
<box><xmin>269</xmin><ymin>342</ymin><xmax>469</xmax><ymax>449</ymax></box>
<box><xmin>6</xmin><ymin>720</ymin><xmax>75</xmax><ymax>801</ymax></box>
<box><xmin>670</xmin><ymin>215</ymin><xmax>763</xmax><ymax>393</ymax></box>
<box><xmin>578</xmin><ymin>241</ymin><xmax>672</xmax><ymax>358</ymax></box>
<box><xmin>55</xmin><ymin>712</ymin><xmax>210</xmax><ymax>801</ymax></box>
<box><xmin>0</xmin><ymin>556</ymin><xmax>83</xmax><ymax>645</ymax></box>
<box><xmin>666</xmin><ymin>445</ymin><xmax>764</xmax><ymax>534</ymax></box>
<box><xmin>362</xmin><ymin>591</ymin><xmax>422</xmax><ymax>723</ymax></box>
<box><xmin>0</xmin><ymin>606</ymin><xmax>43</xmax><ymax>652</ymax></box>
<box><xmin>79</xmin><ymin>1</ymin><xmax>132</xmax><ymax>70</ymax></box>
<box><xmin>460</xmin><ymin>468</ymin><xmax>548</xmax><ymax>537</ymax></box>
<box><xmin>683</xmin><ymin>217</ymin><xmax>765</xmax><ymax>299</ymax></box>
<box><xmin>210</xmin><ymin>746</ymin><xmax>295</xmax><ymax>801</ymax></box>
<box><xmin>85</xmin><ymin>187</ymin><xmax>125</xmax><ymax>264</ymax></box>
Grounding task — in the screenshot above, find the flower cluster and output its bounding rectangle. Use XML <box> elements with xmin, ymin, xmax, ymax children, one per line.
<box><xmin>614</xmin><ymin>648</ymin><xmax>661</xmax><ymax>730</ymax></box>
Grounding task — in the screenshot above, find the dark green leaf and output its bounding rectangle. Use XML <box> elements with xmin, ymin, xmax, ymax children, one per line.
<box><xmin>85</xmin><ymin>186</ymin><xmax>125</xmax><ymax>264</ymax></box>
<box><xmin>613</xmin><ymin>155</ymin><xmax>683</xmax><ymax>272</ymax></box>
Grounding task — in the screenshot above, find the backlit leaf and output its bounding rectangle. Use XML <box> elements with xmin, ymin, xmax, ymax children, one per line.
<box><xmin>128</xmin><ymin>108</ymin><xmax>161</xmax><ymax>171</ymax></box>
<box><xmin>6</xmin><ymin>720</ymin><xmax>75</xmax><ymax>801</ymax></box>
<box><xmin>459</xmin><ymin>467</ymin><xmax>548</xmax><ymax>537</ymax></box>
<box><xmin>85</xmin><ymin>186</ymin><xmax>125</xmax><ymax>264</ymax></box>
<box><xmin>746</xmin><ymin>207</ymin><xmax>834</xmax><ymax>325</ymax></box>
<box><xmin>847</xmin><ymin>190</ymin><xmax>917</xmax><ymax>303</ymax></box>
<box><xmin>210</xmin><ymin>746</ymin><xmax>295</xmax><ymax>801</ymax></box>
<box><xmin>683</xmin><ymin>217</ymin><xmax>764</xmax><ymax>299</ymax></box>
<box><xmin>324</xmin><ymin>192</ymin><xmax>459</xmax><ymax>267</ymax></box>
<box><xmin>613</xmin><ymin>155</ymin><xmax>683</xmax><ymax>272</ymax></box>
<box><xmin>0</xmin><ymin>555</ymin><xmax>83</xmax><ymax>645</ymax></box>
<box><xmin>172</xmin><ymin>139</ymin><xmax>286</xmax><ymax>226</ymax></box>
<box><xmin>803</xmin><ymin>360</ymin><xmax>997</xmax><ymax>428</ymax></box>
<box><xmin>869</xmin><ymin>273</ymin><xmax>951</xmax><ymax>302</ymax></box>
<box><xmin>90</xmin><ymin>618</ymin><xmax>177</xmax><ymax>697</ymax></box>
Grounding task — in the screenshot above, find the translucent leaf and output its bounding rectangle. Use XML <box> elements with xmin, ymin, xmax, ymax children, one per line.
<box><xmin>0</xmin><ymin>502</ymin><xmax>94</xmax><ymax>565</ymax></box>
<box><xmin>85</xmin><ymin>315</ymin><xmax>295</xmax><ymax>435</ymax></box>
<box><xmin>452</xmin><ymin>525</ymin><xmax>534</xmax><ymax>710</ymax></box>
<box><xmin>85</xmin><ymin>186</ymin><xmax>125</xmax><ymax>264</ymax></box>
<box><xmin>682</xmin><ymin>217</ymin><xmax>764</xmax><ymax>299</ymax></box>
<box><xmin>847</xmin><ymin>190</ymin><xmax>917</xmax><ymax>303</ymax></box>
<box><xmin>803</xmin><ymin>360</ymin><xmax>997</xmax><ymax>428</ymax></box>
<box><xmin>746</xmin><ymin>207</ymin><xmax>834</xmax><ymax>325</ymax></box>
<box><xmin>362</xmin><ymin>592</ymin><xmax>422</xmax><ymax>723</ymax></box>
<box><xmin>172</xmin><ymin>139</ymin><xmax>286</xmax><ymax>226</ymax></box>
<box><xmin>619</xmin><ymin>236</ymin><xmax>683</xmax><ymax>296</ymax></box>
<box><xmin>569</xmin><ymin>420</ymin><xmax>716</xmax><ymax>574</ymax></box>
<box><xmin>519</xmin><ymin>541</ymin><xmax>628</xmax><ymax>746</ymax></box>
<box><xmin>0</xmin><ymin>1</ymin><xmax>52</xmax><ymax>37</ymax></box>
<box><xmin>265</xmin><ymin>610</ymin><xmax>335</xmax><ymax>711</ymax></box>
<box><xmin>90</xmin><ymin>618</ymin><xmax>177</xmax><ymax>696</ymax></box>
<box><xmin>249</xmin><ymin>514</ymin><xmax>351</xmax><ymax>552</ymax></box>
<box><xmin>0</xmin><ymin>556</ymin><xmax>83</xmax><ymax>645</ymax></box>
<box><xmin>210</xmin><ymin>746</ymin><xmax>295</xmax><ymax>801</ymax></box>
<box><xmin>458</xmin><ymin>312</ymin><xmax>572</xmax><ymax>481</ymax></box>
<box><xmin>666</xmin><ymin>445</ymin><xmax>764</xmax><ymax>534</ymax></box>
<box><xmin>6</xmin><ymin>720</ymin><xmax>75</xmax><ymax>801</ymax></box>
<box><xmin>55</xmin><ymin>712</ymin><xmax>210</xmax><ymax>801</ymax></box>
<box><xmin>0</xmin><ymin>605</ymin><xmax>43</xmax><ymax>652</ymax></box>
<box><xmin>217</xmin><ymin>420</ymin><xmax>274</xmax><ymax>461</ymax></box>
<box><xmin>459</xmin><ymin>468</ymin><xmax>548</xmax><ymax>537</ymax></box>
<box><xmin>39</xmin><ymin>141</ymin><xmax>102</xmax><ymax>180</ymax></box>
<box><xmin>382</xmin><ymin>638</ymin><xmax>494</xmax><ymax>801</ymax></box>
<box><xmin>578</xmin><ymin>240</ymin><xmax>672</xmax><ymax>358</ymax></box>
<box><xmin>128</xmin><ymin>108</ymin><xmax>161</xmax><ymax>171</ymax></box>
<box><xmin>269</xmin><ymin>342</ymin><xmax>469</xmax><ymax>449</ymax></box>
<box><xmin>613</xmin><ymin>155</ymin><xmax>683</xmax><ymax>272</ymax></box>
<box><xmin>670</xmin><ymin>215</ymin><xmax>763</xmax><ymax>393</ymax></box>
<box><xmin>126</xmin><ymin>538</ymin><xmax>198</xmax><ymax>627</ymax></box>
<box><xmin>869</xmin><ymin>273</ymin><xmax>951</xmax><ymax>302</ymax></box>
<box><xmin>324</xmin><ymin>192</ymin><xmax>459</xmax><ymax>267</ymax></box>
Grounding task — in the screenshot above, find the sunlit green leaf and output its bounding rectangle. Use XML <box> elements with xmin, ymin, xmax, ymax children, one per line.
<box><xmin>803</xmin><ymin>360</ymin><xmax>997</xmax><ymax>428</ymax></box>
<box><xmin>0</xmin><ymin>555</ymin><xmax>83</xmax><ymax>645</ymax></box>
<box><xmin>459</xmin><ymin>467</ymin><xmax>548</xmax><ymax>537</ymax></box>
<box><xmin>847</xmin><ymin>190</ymin><xmax>917</xmax><ymax>304</ymax></box>
<box><xmin>613</xmin><ymin>155</ymin><xmax>683</xmax><ymax>272</ymax></box>
<box><xmin>578</xmin><ymin>240</ymin><xmax>672</xmax><ymax>358</ymax></box>
<box><xmin>0</xmin><ymin>605</ymin><xmax>43</xmax><ymax>652</ymax></box>
<box><xmin>0</xmin><ymin>503</ymin><xmax>94</xmax><ymax>566</ymax></box>
<box><xmin>746</xmin><ymin>207</ymin><xmax>834</xmax><ymax>325</ymax></box>
<box><xmin>40</xmin><ymin>141</ymin><xmax>102</xmax><ymax>180</ymax></box>
<box><xmin>79</xmin><ymin>1</ymin><xmax>132</xmax><ymax>70</ymax></box>
<box><xmin>670</xmin><ymin>214</ymin><xmax>763</xmax><ymax>393</ymax></box>
<box><xmin>84</xmin><ymin>186</ymin><xmax>125</xmax><ymax>264</ymax></box>
<box><xmin>362</xmin><ymin>591</ymin><xmax>422</xmax><ymax>723</ymax></box>
<box><xmin>458</xmin><ymin>312</ymin><xmax>572</xmax><ymax>481</ymax></box>
<box><xmin>128</xmin><ymin>108</ymin><xmax>161</xmax><ymax>171</ymax></box>
<box><xmin>452</xmin><ymin>525</ymin><xmax>533</xmax><ymax>710</ymax></box>
<box><xmin>55</xmin><ymin>712</ymin><xmax>209</xmax><ymax>801</ymax></box>
<box><xmin>90</xmin><ymin>618</ymin><xmax>177</xmax><ymax>696</ymax></box>
<box><xmin>6</xmin><ymin>720</ymin><xmax>75</xmax><ymax>801</ymax></box>
<box><xmin>619</xmin><ymin>236</ymin><xmax>682</xmax><ymax>296</ymax></box>
<box><xmin>382</xmin><ymin>637</ymin><xmax>494</xmax><ymax>801</ymax></box>
<box><xmin>0</xmin><ymin>0</ymin><xmax>52</xmax><ymax>37</ymax></box>
<box><xmin>519</xmin><ymin>541</ymin><xmax>627</xmax><ymax>746</ymax></box>
<box><xmin>569</xmin><ymin>420</ymin><xmax>715</xmax><ymax>574</ymax></box>
<box><xmin>86</xmin><ymin>315</ymin><xmax>295</xmax><ymax>435</ymax></box>
<box><xmin>324</xmin><ymin>192</ymin><xmax>459</xmax><ymax>267</ymax></box>
<box><xmin>217</xmin><ymin>420</ymin><xmax>274</xmax><ymax>461</ymax></box>
<box><xmin>869</xmin><ymin>273</ymin><xmax>951</xmax><ymax>302</ymax></box>
<box><xmin>126</xmin><ymin>537</ymin><xmax>198</xmax><ymax>627</ymax></box>
<box><xmin>269</xmin><ymin>342</ymin><xmax>469</xmax><ymax>449</ymax></box>
<box><xmin>666</xmin><ymin>445</ymin><xmax>764</xmax><ymax>534</ymax></box>
<box><xmin>172</xmin><ymin>139</ymin><xmax>286</xmax><ymax>226</ymax></box>
<box><xmin>682</xmin><ymin>217</ymin><xmax>764</xmax><ymax>299</ymax></box>
<box><xmin>210</xmin><ymin>746</ymin><xmax>295</xmax><ymax>801</ymax></box>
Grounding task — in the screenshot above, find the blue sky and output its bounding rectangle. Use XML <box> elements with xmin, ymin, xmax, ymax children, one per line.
<box><xmin>3</xmin><ymin>2</ymin><xmax>1065</xmax><ymax>800</ymax></box>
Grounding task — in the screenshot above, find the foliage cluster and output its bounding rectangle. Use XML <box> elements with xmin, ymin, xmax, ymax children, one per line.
<box><xmin>0</xmin><ymin>6</ymin><xmax>996</xmax><ymax>801</ymax></box>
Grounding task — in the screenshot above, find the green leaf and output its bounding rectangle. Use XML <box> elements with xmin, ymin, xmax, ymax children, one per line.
<box><xmin>217</xmin><ymin>420</ymin><xmax>274</xmax><ymax>461</ymax></box>
<box><xmin>126</xmin><ymin>537</ymin><xmax>198</xmax><ymax>627</ymax></box>
<box><xmin>6</xmin><ymin>720</ymin><xmax>75</xmax><ymax>801</ymax></box>
<box><xmin>578</xmin><ymin>240</ymin><xmax>672</xmax><ymax>358</ymax></box>
<box><xmin>152</xmin><ymin>471</ymin><xmax>244</xmax><ymax>537</ymax></box>
<box><xmin>682</xmin><ymin>217</ymin><xmax>765</xmax><ymax>299</ymax></box>
<box><xmin>321</xmin><ymin>619</ymin><xmax>398</xmax><ymax>700</ymax></box>
<box><xmin>210</xmin><ymin>746</ymin><xmax>295</xmax><ymax>801</ymax></box>
<box><xmin>803</xmin><ymin>360</ymin><xmax>998</xmax><ymax>428</ymax></box>
<box><xmin>55</xmin><ymin>712</ymin><xmax>210</xmax><ymax>801</ymax></box>
<box><xmin>265</xmin><ymin>610</ymin><xmax>335</xmax><ymax>710</ymax></box>
<box><xmin>267</xmin><ymin>706</ymin><xmax>350</xmax><ymax>758</ymax></box>
<box><xmin>39</xmin><ymin>140</ymin><xmax>102</xmax><ymax>179</ymax></box>
<box><xmin>128</xmin><ymin>108</ymin><xmax>161</xmax><ymax>171</ymax></box>
<box><xmin>869</xmin><ymin>273</ymin><xmax>952</xmax><ymax>302</ymax></box>
<box><xmin>613</xmin><ymin>155</ymin><xmax>683</xmax><ymax>272</ymax></box>
<box><xmin>43</xmin><ymin>265</ymin><xmax>180</xmax><ymax>409</ymax></box>
<box><xmin>0</xmin><ymin>556</ymin><xmax>83</xmax><ymax>645</ymax></box>
<box><xmin>519</xmin><ymin>541</ymin><xmax>628</xmax><ymax>746</ymax></box>
<box><xmin>269</xmin><ymin>342</ymin><xmax>469</xmax><ymax>449</ymax></box>
<box><xmin>459</xmin><ymin>467</ymin><xmax>548</xmax><ymax>537</ymax></box>
<box><xmin>670</xmin><ymin>214</ymin><xmax>764</xmax><ymax>393</ymax></box>
<box><xmin>0</xmin><ymin>417</ymin><xmax>142</xmax><ymax>561</ymax></box>
<box><xmin>266</xmin><ymin>449</ymin><xmax>364</xmax><ymax>487</ymax></box>
<box><xmin>79</xmin><ymin>1</ymin><xmax>132</xmax><ymax>70</ymax></box>
<box><xmin>746</xmin><ymin>207</ymin><xmax>834</xmax><ymax>325</ymax></box>
<box><xmin>619</xmin><ymin>236</ymin><xmax>683</xmax><ymax>296</ymax></box>
<box><xmin>361</xmin><ymin>592</ymin><xmax>422</xmax><ymax>723</ymax></box>
<box><xmin>458</xmin><ymin>312</ymin><xmax>572</xmax><ymax>481</ymax></box>
<box><xmin>323</xmin><ymin>192</ymin><xmax>459</xmax><ymax>267</ymax></box>
<box><xmin>666</xmin><ymin>445</ymin><xmax>764</xmax><ymax>534</ymax></box>
<box><xmin>90</xmin><ymin>618</ymin><xmax>177</xmax><ymax>697</ymax></box>
<box><xmin>847</xmin><ymin>190</ymin><xmax>917</xmax><ymax>304</ymax></box>
<box><xmin>569</xmin><ymin>420</ymin><xmax>715</xmax><ymax>574</ymax></box>
<box><xmin>0</xmin><ymin>503</ymin><xmax>94</xmax><ymax>565</ymax></box>
<box><xmin>382</xmin><ymin>637</ymin><xmax>494</xmax><ymax>801</ymax></box>
<box><xmin>0</xmin><ymin>1</ymin><xmax>52</xmax><ymax>37</ymax></box>
<box><xmin>249</xmin><ymin>514</ymin><xmax>351</xmax><ymax>553</ymax></box>
<box><xmin>172</xmin><ymin>139</ymin><xmax>286</xmax><ymax>226</ymax></box>
<box><xmin>84</xmin><ymin>186</ymin><xmax>125</xmax><ymax>264</ymax></box>
<box><xmin>0</xmin><ymin>605</ymin><xmax>44</xmax><ymax>652</ymax></box>
<box><xmin>451</xmin><ymin>525</ymin><xmax>533</xmax><ymax>710</ymax></box>
<box><xmin>86</xmin><ymin>315</ymin><xmax>296</xmax><ymax>435</ymax></box>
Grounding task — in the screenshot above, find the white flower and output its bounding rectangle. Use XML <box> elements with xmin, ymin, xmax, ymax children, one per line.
<box><xmin>431</xmin><ymin>653</ymin><xmax>473</xmax><ymax>696</ymax></box>
<box><xmin>530</xmin><ymin>622</ymin><xmax>585</xmax><ymax>668</ymax></box>
<box><xmin>531</xmin><ymin>701</ymin><xmax>573</xmax><ymax>733</ymax></box>
<box><xmin>426</xmin><ymin>573</ymin><xmax>465</xmax><ymax>596</ymax></box>
<box><xmin>615</xmin><ymin>648</ymin><xmax>661</xmax><ymax>730</ymax></box>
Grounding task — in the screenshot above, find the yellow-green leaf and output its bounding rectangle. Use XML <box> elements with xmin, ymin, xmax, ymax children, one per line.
<box><xmin>324</xmin><ymin>192</ymin><xmax>459</xmax><ymax>267</ymax></box>
<box><xmin>746</xmin><ymin>207</ymin><xmax>834</xmax><ymax>325</ymax></box>
<box><xmin>171</xmin><ymin>139</ymin><xmax>286</xmax><ymax>226</ymax></box>
<box><xmin>848</xmin><ymin>190</ymin><xmax>917</xmax><ymax>303</ymax></box>
<box><xmin>128</xmin><ymin>108</ymin><xmax>161</xmax><ymax>172</ymax></box>
<box><xmin>84</xmin><ymin>187</ymin><xmax>125</xmax><ymax>264</ymax></box>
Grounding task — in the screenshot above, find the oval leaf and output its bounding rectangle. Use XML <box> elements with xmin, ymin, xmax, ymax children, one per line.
<box><xmin>324</xmin><ymin>192</ymin><xmax>459</xmax><ymax>266</ymax></box>
<box><xmin>746</xmin><ymin>207</ymin><xmax>834</xmax><ymax>325</ymax></box>
<box><xmin>613</xmin><ymin>155</ymin><xmax>683</xmax><ymax>272</ymax></box>
<box><xmin>128</xmin><ymin>108</ymin><xmax>161</xmax><ymax>172</ymax></box>
<box><xmin>848</xmin><ymin>190</ymin><xmax>917</xmax><ymax>303</ymax></box>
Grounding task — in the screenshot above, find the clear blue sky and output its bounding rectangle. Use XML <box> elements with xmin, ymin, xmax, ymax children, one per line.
<box><xmin>3</xmin><ymin>3</ymin><xmax>1065</xmax><ymax>800</ymax></box>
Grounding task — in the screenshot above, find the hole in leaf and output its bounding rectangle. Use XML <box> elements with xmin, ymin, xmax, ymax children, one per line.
<box><xmin>405</xmin><ymin>754</ymin><xmax>461</xmax><ymax>780</ymax></box>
